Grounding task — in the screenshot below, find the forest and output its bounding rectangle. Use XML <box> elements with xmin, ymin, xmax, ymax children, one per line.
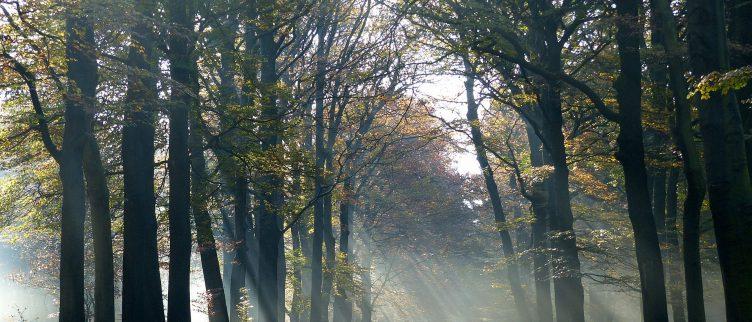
<box><xmin>0</xmin><ymin>0</ymin><xmax>750</xmax><ymax>321</ymax></box>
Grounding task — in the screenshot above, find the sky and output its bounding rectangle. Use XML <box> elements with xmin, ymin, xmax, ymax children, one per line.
<box><xmin>414</xmin><ymin>74</ymin><xmax>481</xmax><ymax>175</ymax></box>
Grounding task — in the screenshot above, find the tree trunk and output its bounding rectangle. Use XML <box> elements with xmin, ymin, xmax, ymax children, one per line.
<box><xmin>121</xmin><ymin>0</ymin><xmax>164</xmax><ymax>320</ymax></box>
<box><xmin>333</xmin><ymin>177</ymin><xmax>354</xmax><ymax>322</ymax></box>
<box><xmin>210</xmin><ymin>12</ymin><xmax>254</xmax><ymax>321</ymax></box>
<box><xmin>360</xmin><ymin>245</ymin><xmax>373</xmax><ymax>322</ymax></box>
<box><xmin>648</xmin><ymin>0</ymin><xmax>708</xmax><ymax>320</ymax></box>
<box><xmin>72</xmin><ymin>11</ymin><xmax>115</xmax><ymax>320</ymax></box>
<box><xmin>525</xmin><ymin>3</ymin><xmax>587</xmax><ymax>318</ymax></box>
<box><xmin>613</xmin><ymin>1</ymin><xmax>669</xmax><ymax>320</ymax></box>
<box><xmin>541</xmin><ymin>69</ymin><xmax>585</xmax><ymax>322</ymax></box>
<box><xmin>321</xmin><ymin>158</ymin><xmax>337</xmax><ymax>322</ymax></box>
<box><xmin>652</xmin><ymin>170</ymin><xmax>668</xmax><ymax>239</ymax></box>
<box><xmin>83</xmin><ymin>99</ymin><xmax>115</xmax><ymax>322</ymax></box>
<box><xmin>666</xmin><ymin>168</ymin><xmax>687</xmax><ymax>322</ymax></box>
<box><xmin>291</xmin><ymin>217</ymin><xmax>304</xmax><ymax>322</ymax></box>
<box><xmin>59</xmin><ymin>11</ymin><xmax>96</xmax><ymax>321</ymax></box>
<box><xmin>257</xmin><ymin>6</ymin><xmax>284</xmax><ymax>319</ymax></box>
<box><xmin>311</xmin><ymin>7</ymin><xmax>329</xmax><ymax>321</ymax></box>
<box><xmin>166</xmin><ymin>0</ymin><xmax>197</xmax><ymax>320</ymax></box>
<box><xmin>727</xmin><ymin>0</ymin><xmax>752</xmax><ymax>181</ymax></box>
<box><xmin>230</xmin><ymin>178</ymin><xmax>249</xmax><ymax>322</ymax></box>
<box><xmin>525</xmin><ymin>122</ymin><xmax>553</xmax><ymax>322</ymax></box>
<box><xmin>687</xmin><ymin>0</ymin><xmax>752</xmax><ymax>320</ymax></box>
<box><xmin>463</xmin><ymin>59</ymin><xmax>531</xmax><ymax>321</ymax></box>
<box><xmin>190</xmin><ymin>111</ymin><xmax>230</xmax><ymax>321</ymax></box>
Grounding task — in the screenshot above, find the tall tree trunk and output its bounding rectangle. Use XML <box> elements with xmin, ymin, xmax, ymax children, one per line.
<box><xmin>727</xmin><ymin>0</ymin><xmax>752</xmax><ymax>180</ymax></box>
<box><xmin>83</xmin><ymin>97</ymin><xmax>115</xmax><ymax>322</ymax></box>
<box><xmin>311</xmin><ymin>5</ymin><xmax>329</xmax><ymax>320</ymax></box>
<box><xmin>540</xmin><ymin>61</ymin><xmax>585</xmax><ymax>322</ymax></box>
<box><xmin>359</xmin><ymin>244</ymin><xmax>373</xmax><ymax>322</ymax></box>
<box><xmin>666</xmin><ymin>168</ymin><xmax>687</xmax><ymax>322</ymax></box>
<box><xmin>526</xmin><ymin>3</ymin><xmax>586</xmax><ymax>318</ymax></box>
<box><xmin>230</xmin><ymin>178</ymin><xmax>249</xmax><ymax>322</ymax></box>
<box><xmin>648</xmin><ymin>0</ymin><xmax>708</xmax><ymax>320</ymax></box>
<box><xmin>291</xmin><ymin>214</ymin><xmax>304</xmax><ymax>322</ymax></box>
<box><xmin>687</xmin><ymin>1</ymin><xmax>752</xmax><ymax>320</ymax></box>
<box><xmin>75</xmin><ymin>11</ymin><xmax>115</xmax><ymax>320</ymax></box>
<box><xmin>463</xmin><ymin>59</ymin><xmax>531</xmax><ymax>321</ymax></box>
<box><xmin>257</xmin><ymin>4</ymin><xmax>284</xmax><ymax>319</ymax></box>
<box><xmin>190</xmin><ymin>112</ymin><xmax>230</xmax><ymax>321</ymax></box>
<box><xmin>321</xmin><ymin>189</ymin><xmax>336</xmax><ymax>321</ymax></box>
<box><xmin>525</xmin><ymin>122</ymin><xmax>553</xmax><ymax>322</ymax></box>
<box><xmin>210</xmin><ymin>12</ymin><xmax>255</xmax><ymax>321</ymax></box>
<box><xmin>613</xmin><ymin>1</ymin><xmax>669</xmax><ymax>320</ymax></box>
<box><xmin>166</xmin><ymin>0</ymin><xmax>197</xmax><ymax>320</ymax></box>
<box><xmin>509</xmin><ymin>174</ymin><xmax>530</xmax><ymax>265</ymax></box>
<box><xmin>121</xmin><ymin>0</ymin><xmax>164</xmax><ymax>320</ymax></box>
<box><xmin>333</xmin><ymin>177</ymin><xmax>354</xmax><ymax>322</ymax></box>
<box><xmin>59</xmin><ymin>10</ymin><xmax>96</xmax><ymax>321</ymax></box>
<box><xmin>652</xmin><ymin>170</ymin><xmax>668</xmax><ymax>239</ymax></box>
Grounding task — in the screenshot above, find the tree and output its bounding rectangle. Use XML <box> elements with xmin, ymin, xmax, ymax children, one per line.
<box><xmin>121</xmin><ymin>0</ymin><xmax>165</xmax><ymax>320</ymax></box>
<box><xmin>58</xmin><ymin>5</ymin><xmax>98</xmax><ymax>320</ymax></box>
<box><xmin>686</xmin><ymin>0</ymin><xmax>752</xmax><ymax>319</ymax></box>
<box><xmin>612</xmin><ymin>0</ymin><xmax>668</xmax><ymax>320</ymax></box>
<box><xmin>166</xmin><ymin>0</ymin><xmax>198</xmax><ymax>320</ymax></box>
<box><xmin>463</xmin><ymin>57</ymin><xmax>531</xmax><ymax>321</ymax></box>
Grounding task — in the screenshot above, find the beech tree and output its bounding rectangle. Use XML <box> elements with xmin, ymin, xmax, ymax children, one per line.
<box><xmin>0</xmin><ymin>0</ymin><xmax>750</xmax><ymax>321</ymax></box>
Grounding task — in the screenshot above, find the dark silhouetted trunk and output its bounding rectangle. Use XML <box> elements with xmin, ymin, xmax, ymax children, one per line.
<box><xmin>540</xmin><ymin>55</ymin><xmax>585</xmax><ymax>322</ymax></box>
<box><xmin>652</xmin><ymin>170</ymin><xmax>667</xmax><ymax>238</ymax></box>
<box><xmin>210</xmin><ymin>11</ymin><xmax>253</xmax><ymax>321</ymax></box>
<box><xmin>727</xmin><ymin>0</ymin><xmax>752</xmax><ymax>180</ymax></box>
<box><xmin>463</xmin><ymin>60</ymin><xmax>531</xmax><ymax>321</ymax></box>
<box><xmin>666</xmin><ymin>168</ymin><xmax>687</xmax><ymax>322</ymax></box>
<box><xmin>360</xmin><ymin>246</ymin><xmax>373</xmax><ymax>322</ymax></box>
<box><xmin>687</xmin><ymin>0</ymin><xmax>752</xmax><ymax>319</ymax></box>
<box><xmin>230</xmin><ymin>178</ymin><xmax>249</xmax><ymax>322</ymax></box>
<box><xmin>257</xmin><ymin>4</ymin><xmax>284</xmax><ymax>319</ymax></box>
<box><xmin>333</xmin><ymin>177</ymin><xmax>354</xmax><ymax>322</ymax></box>
<box><xmin>311</xmin><ymin>6</ymin><xmax>329</xmax><ymax>321</ymax></box>
<box><xmin>59</xmin><ymin>11</ymin><xmax>96</xmax><ymax>321</ymax></box>
<box><xmin>613</xmin><ymin>1</ymin><xmax>669</xmax><ymax>320</ymax></box>
<box><xmin>321</xmin><ymin>190</ymin><xmax>336</xmax><ymax>322</ymax></box>
<box><xmin>73</xmin><ymin>11</ymin><xmax>115</xmax><ymax>321</ymax></box>
<box><xmin>190</xmin><ymin>111</ymin><xmax>230</xmax><ymax>321</ymax></box>
<box><xmin>525</xmin><ymin>122</ymin><xmax>553</xmax><ymax>322</ymax></box>
<box><xmin>166</xmin><ymin>0</ymin><xmax>197</xmax><ymax>320</ymax></box>
<box><xmin>525</xmin><ymin>2</ymin><xmax>586</xmax><ymax>319</ymax></box>
<box><xmin>83</xmin><ymin>88</ymin><xmax>115</xmax><ymax>322</ymax></box>
<box><xmin>648</xmin><ymin>0</ymin><xmax>708</xmax><ymax>320</ymax></box>
<box><xmin>121</xmin><ymin>0</ymin><xmax>165</xmax><ymax>320</ymax></box>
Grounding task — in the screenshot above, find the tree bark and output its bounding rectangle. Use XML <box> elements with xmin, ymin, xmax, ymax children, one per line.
<box><xmin>727</xmin><ymin>0</ymin><xmax>752</xmax><ymax>181</ymax></box>
<box><xmin>524</xmin><ymin>122</ymin><xmax>553</xmax><ymax>322</ymax></box>
<box><xmin>59</xmin><ymin>10</ymin><xmax>96</xmax><ymax>321</ymax></box>
<box><xmin>70</xmin><ymin>9</ymin><xmax>115</xmax><ymax>321</ymax></box>
<box><xmin>687</xmin><ymin>1</ymin><xmax>752</xmax><ymax>320</ymax></box>
<box><xmin>525</xmin><ymin>3</ymin><xmax>587</xmax><ymax>319</ymax></box>
<box><xmin>648</xmin><ymin>0</ymin><xmax>708</xmax><ymax>320</ymax></box>
<box><xmin>666</xmin><ymin>168</ymin><xmax>687</xmax><ymax>322</ymax></box>
<box><xmin>359</xmin><ymin>244</ymin><xmax>373</xmax><ymax>322</ymax></box>
<box><xmin>230</xmin><ymin>178</ymin><xmax>249</xmax><ymax>322</ymax></box>
<box><xmin>83</xmin><ymin>93</ymin><xmax>115</xmax><ymax>322</ymax></box>
<box><xmin>166</xmin><ymin>0</ymin><xmax>197</xmax><ymax>320</ymax></box>
<box><xmin>190</xmin><ymin>111</ymin><xmax>230</xmax><ymax>321</ymax></box>
<box><xmin>257</xmin><ymin>3</ymin><xmax>284</xmax><ymax>319</ymax></box>
<box><xmin>311</xmin><ymin>4</ymin><xmax>329</xmax><ymax>320</ymax></box>
<box><xmin>333</xmin><ymin>177</ymin><xmax>354</xmax><ymax>322</ymax></box>
<box><xmin>463</xmin><ymin>59</ymin><xmax>531</xmax><ymax>321</ymax></box>
<box><xmin>121</xmin><ymin>0</ymin><xmax>164</xmax><ymax>320</ymax></box>
<box><xmin>613</xmin><ymin>1</ymin><xmax>669</xmax><ymax>320</ymax></box>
